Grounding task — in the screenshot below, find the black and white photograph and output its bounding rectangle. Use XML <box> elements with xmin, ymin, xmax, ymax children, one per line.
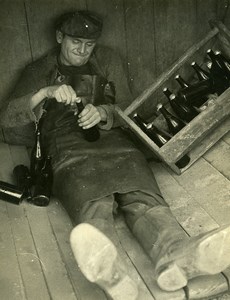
<box><xmin>0</xmin><ymin>0</ymin><xmax>229</xmax><ymax>299</ymax></box>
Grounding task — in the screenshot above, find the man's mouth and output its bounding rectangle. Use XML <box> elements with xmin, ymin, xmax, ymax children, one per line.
<box><xmin>72</xmin><ymin>52</ymin><xmax>88</xmax><ymax>58</ymax></box>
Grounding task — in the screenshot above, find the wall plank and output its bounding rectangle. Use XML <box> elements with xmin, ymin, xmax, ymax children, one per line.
<box><xmin>0</xmin><ymin>0</ymin><xmax>31</xmax><ymax>103</ymax></box>
<box><xmin>123</xmin><ymin>0</ymin><xmax>157</xmax><ymax>98</ymax></box>
<box><xmin>153</xmin><ymin>0</ymin><xmax>197</xmax><ymax>75</ymax></box>
<box><xmin>24</xmin><ymin>0</ymin><xmax>87</xmax><ymax>61</ymax></box>
<box><xmin>86</xmin><ymin>0</ymin><xmax>126</xmax><ymax>57</ymax></box>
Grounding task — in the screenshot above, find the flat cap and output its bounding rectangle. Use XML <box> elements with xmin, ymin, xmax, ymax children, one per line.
<box><xmin>56</xmin><ymin>11</ymin><xmax>103</xmax><ymax>39</ymax></box>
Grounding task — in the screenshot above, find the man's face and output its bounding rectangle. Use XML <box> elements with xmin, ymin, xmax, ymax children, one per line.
<box><xmin>57</xmin><ymin>32</ymin><xmax>96</xmax><ymax>66</ymax></box>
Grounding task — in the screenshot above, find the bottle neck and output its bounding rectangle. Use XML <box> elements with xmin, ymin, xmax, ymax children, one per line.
<box><xmin>159</xmin><ymin>106</ymin><xmax>170</xmax><ymax>119</ymax></box>
<box><xmin>163</xmin><ymin>88</ymin><xmax>173</xmax><ymax>99</ymax></box>
<box><xmin>207</xmin><ymin>49</ymin><xmax>216</xmax><ymax>61</ymax></box>
<box><xmin>133</xmin><ymin>114</ymin><xmax>147</xmax><ymax>130</ymax></box>
<box><xmin>76</xmin><ymin>99</ymin><xmax>85</xmax><ymax>113</ymax></box>
<box><xmin>175</xmin><ymin>76</ymin><xmax>189</xmax><ymax>88</ymax></box>
<box><xmin>192</xmin><ymin>64</ymin><xmax>209</xmax><ymax>80</ymax></box>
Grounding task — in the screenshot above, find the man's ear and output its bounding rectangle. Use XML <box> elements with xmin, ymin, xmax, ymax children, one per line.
<box><xmin>56</xmin><ymin>30</ymin><xmax>64</xmax><ymax>44</ymax></box>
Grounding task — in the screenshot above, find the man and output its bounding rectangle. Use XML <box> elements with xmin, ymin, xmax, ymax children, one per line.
<box><xmin>0</xmin><ymin>10</ymin><xmax>230</xmax><ymax>300</ymax></box>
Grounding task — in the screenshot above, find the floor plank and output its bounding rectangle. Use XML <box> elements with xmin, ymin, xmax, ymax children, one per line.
<box><xmin>25</xmin><ymin>203</ymin><xmax>77</xmax><ymax>300</ymax></box>
<box><xmin>223</xmin><ymin>131</ymin><xmax>230</xmax><ymax>145</ymax></box>
<box><xmin>47</xmin><ymin>199</ymin><xmax>108</xmax><ymax>300</ymax></box>
<box><xmin>7</xmin><ymin>203</ymin><xmax>51</xmax><ymax>300</ymax></box>
<box><xmin>0</xmin><ymin>202</ymin><xmax>26</xmax><ymax>300</ymax></box>
<box><xmin>115</xmin><ymin>215</ymin><xmax>186</xmax><ymax>300</ymax></box>
<box><xmin>204</xmin><ymin>139</ymin><xmax>230</xmax><ymax>180</ymax></box>
<box><xmin>0</xmin><ymin>142</ymin><xmax>26</xmax><ymax>299</ymax></box>
<box><xmin>150</xmin><ymin>161</ymin><xmax>219</xmax><ymax>236</ymax></box>
<box><xmin>167</xmin><ymin>158</ymin><xmax>230</xmax><ymax>226</ymax></box>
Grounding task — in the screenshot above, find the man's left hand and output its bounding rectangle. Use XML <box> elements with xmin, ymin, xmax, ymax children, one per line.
<box><xmin>77</xmin><ymin>104</ymin><xmax>107</xmax><ymax>129</ymax></box>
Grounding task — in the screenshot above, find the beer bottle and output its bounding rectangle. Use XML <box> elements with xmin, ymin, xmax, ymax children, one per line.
<box><xmin>32</xmin><ymin>156</ymin><xmax>53</xmax><ymax>207</ymax></box>
<box><xmin>175</xmin><ymin>74</ymin><xmax>190</xmax><ymax>88</ymax></box>
<box><xmin>133</xmin><ymin>113</ymin><xmax>171</xmax><ymax>146</ymax></box>
<box><xmin>30</xmin><ymin>126</ymin><xmax>45</xmax><ymax>183</ymax></box>
<box><xmin>75</xmin><ymin>98</ymin><xmax>100</xmax><ymax>142</ymax></box>
<box><xmin>133</xmin><ymin>113</ymin><xmax>148</xmax><ymax>132</ymax></box>
<box><xmin>133</xmin><ymin>114</ymin><xmax>190</xmax><ymax>169</ymax></box>
<box><xmin>147</xmin><ymin>123</ymin><xmax>190</xmax><ymax>168</ymax></box>
<box><xmin>178</xmin><ymin>79</ymin><xmax>212</xmax><ymax>107</ymax></box>
<box><xmin>157</xmin><ymin>103</ymin><xmax>186</xmax><ymax>135</ymax></box>
<box><xmin>191</xmin><ymin>62</ymin><xmax>210</xmax><ymax>81</ymax></box>
<box><xmin>206</xmin><ymin>49</ymin><xmax>229</xmax><ymax>94</ymax></box>
<box><xmin>163</xmin><ymin>89</ymin><xmax>199</xmax><ymax>122</ymax></box>
<box><xmin>0</xmin><ymin>180</ymin><xmax>24</xmax><ymax>205</ymax></box>
<box><xmin>147</xmin><ymin>122</ymin><xmax>190</xmax><ymax>168</ymax></box>
<box><xmin>207</xmin><ymin>49</ymin><xmax>226</xmax><ymax>74</ymax></box>
<box><xmin>13</xmin><ymin>165</ymin><xmax>32</xmax><ymax>201</ymax></box>
<box><xmin>146</xmin><ymin>123</ymin><xmax>172</xmax><ymax>147</ymax></box>
<box><xmin>214</xmin><ymin>50</ymin><xmax>230</xmax><ymax>79</ymax></box>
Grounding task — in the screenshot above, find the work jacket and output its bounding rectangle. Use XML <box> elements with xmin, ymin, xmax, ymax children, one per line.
<box><xmin>0</xmin><ymin>45</ymin><xmax>165</xmax><ymax>221</ymax></box>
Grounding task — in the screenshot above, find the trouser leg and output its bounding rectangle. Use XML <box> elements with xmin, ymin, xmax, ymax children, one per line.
<box><xmin>116</xmin><ymin>190</ymin><xmax>186</xmax><ymax>256</ymax></box>
<box><xmin>70</xmin><ymin>194</ymin><xmax>139</xmax><ymax>300</ymax></box>
<box><xmin>77</xmin><ymin>194</ymin><xmax>122</xmax><ymax>248</ymax></box>
<box><xmin>117</xmin><ymin>191</ymin><xmax>230</xmax><ymax>292</ymax></box>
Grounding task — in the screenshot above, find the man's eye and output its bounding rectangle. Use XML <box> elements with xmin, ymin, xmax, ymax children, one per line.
<box><xmin>87</xmin><ymin>43</ymin><xmax>94</xmax><ymax>47</ymax></box>
<box><xmin>73</xmin><ymin>40</ymin><xmax>81</xmax><ymax>45</ymax></box>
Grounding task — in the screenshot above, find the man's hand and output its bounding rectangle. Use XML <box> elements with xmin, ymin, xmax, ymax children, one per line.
<box><xmin>78</xmin><ymin>104</ymin><xmax>107</xmax><ymax>129</ymax></box>
<box><xmin>46</xmin><ymin>84</ymin><xmax>77</xmax><ymax>105</ymax></box>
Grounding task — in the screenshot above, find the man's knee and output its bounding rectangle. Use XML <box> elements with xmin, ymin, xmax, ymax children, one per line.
<box><xmin>78</xmin><ymin>195</ymin><xmax>115</xmax><ymax>223</ymax></box>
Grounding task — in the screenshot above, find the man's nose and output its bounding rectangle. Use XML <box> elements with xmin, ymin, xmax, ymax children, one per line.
<box><xmin>78</xmin><ymin>43</ymin><xmax>86</xmax><ymax>54</ymax></box>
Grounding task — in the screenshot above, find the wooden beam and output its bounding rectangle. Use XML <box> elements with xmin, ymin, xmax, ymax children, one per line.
<box><xmin>158</xmin><ymin>89</ymin><xmax>230</xmax><ymax>163</ymax></box>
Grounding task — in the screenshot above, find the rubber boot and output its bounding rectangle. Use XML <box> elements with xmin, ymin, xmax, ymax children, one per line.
<box><xmin>70</xmin><ymin>221</ymin><xmax>139</xmax><ymax>300</ymax></box>
<box><xmin>131</xmin><ymin>206</ymin><xmax>230</xmax><ymax>291</ymax></box>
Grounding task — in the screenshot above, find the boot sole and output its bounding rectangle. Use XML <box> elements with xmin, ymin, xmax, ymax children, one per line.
<box><xmin>70</xmin><ymin>223</ymin><xmax>139</xmax><ymax>300</ymax></box>
<box><xmin>157</xmin><ymin>224</ymin><xmax>230</xmax><ymax>291</ymax></box>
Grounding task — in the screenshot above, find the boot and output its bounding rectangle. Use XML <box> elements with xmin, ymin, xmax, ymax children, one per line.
<box><xmin>131</xmin><ymin>206</ymin><xmax>230</xmax><ymax>291</ymax></box>
<box><xmin>70</xmin><ymin>222</ymin><xmax>139</xmax><ymax>300</ymax></box>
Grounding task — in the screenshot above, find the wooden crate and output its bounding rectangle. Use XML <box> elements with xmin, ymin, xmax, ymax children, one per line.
<box><xmin>116</xmin><ymin>20</ymin><xmax>230</xmax><ymax>175</ymax></box>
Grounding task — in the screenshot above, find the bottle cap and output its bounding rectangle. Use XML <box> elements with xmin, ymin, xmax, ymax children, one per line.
<box><xmin>175</xmin><ymin>74</ymin><xmax>180</xmax><ymax>79</ymax></box>
<box><xmin>163</xmin><ymin>87</ymin><xmax>168</xmax><ymax>92</ymax></box>
<box><xmin>191</xmin><ymin>61</ymin><xmax>195</xmax><ymax>66</ymax></box>
<box><xmin>156</xmin><ymin>103</ymin><xmax>163</xmax><ymax>110</ymax></box>
<box><xmin>75</xmin><ymin>97</ymin><xmax>82</xmax><ymax>103</ymax></box>
<box><xmin>133</xmin><ymin>113</ymin><xmax>137</xmax><ymax>117</ymax></box>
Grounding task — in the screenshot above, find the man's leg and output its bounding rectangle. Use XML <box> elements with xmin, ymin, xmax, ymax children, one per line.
<box><xmin>117</xmin><ymin>191</ymin><xmax>230</xmax><ymax>291</ymax></box>
<box><xmin>70</xmin><ymin>195</ymin><xmax>139</xmax><ymax>300</ymax></box>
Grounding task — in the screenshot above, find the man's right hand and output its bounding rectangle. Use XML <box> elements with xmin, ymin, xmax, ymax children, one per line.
<box><xmin>45</xmin><ymin>84</ymin><xmax>77</xmax><ymax>105</ymax></box>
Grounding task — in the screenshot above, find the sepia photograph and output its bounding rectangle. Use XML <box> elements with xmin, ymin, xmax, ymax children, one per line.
<box><xmin>0</xmin><ymin>0</ymin><xmax>229</xmax><ymax>299</ymax></box>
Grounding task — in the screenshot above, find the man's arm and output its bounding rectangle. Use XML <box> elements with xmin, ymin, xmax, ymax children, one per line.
<box><xmin>0</xmin><ymin>65</ymin><xmax>45</xmax><ymax>128</ymax></box>
<box><xmin>0</xmin><ymin>64</ymin><xmax>79</xmax><ymax>128</ymax></box>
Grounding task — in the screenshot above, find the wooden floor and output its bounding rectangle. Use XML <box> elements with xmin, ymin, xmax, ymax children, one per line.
<box><xmin>0</xmin><ymin>131</ymin><xmax>229</xmax><ymax>300</ymax></box>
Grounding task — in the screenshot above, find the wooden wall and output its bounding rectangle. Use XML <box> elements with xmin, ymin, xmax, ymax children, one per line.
<box><xmin>0</xmin><ymin>0</ymin><xmax>229</xmax><ymax>117</ymax></box>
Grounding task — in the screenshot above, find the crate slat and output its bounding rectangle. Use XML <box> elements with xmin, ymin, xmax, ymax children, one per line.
<box><xmin>158</xmin><ymin>90</ymin><xmax>230</xmax><ymax>163</ymax></box>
